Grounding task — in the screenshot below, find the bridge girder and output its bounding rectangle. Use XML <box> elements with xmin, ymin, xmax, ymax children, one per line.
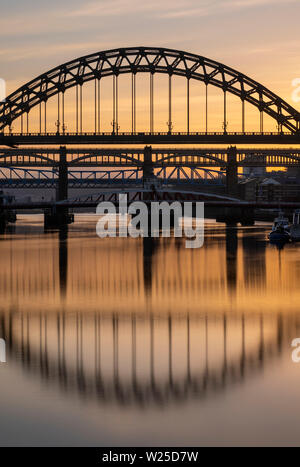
<box><xmin>1</xmin><ymin>147</ymin><xmax>300</xmax><ymax>168</ymax></box>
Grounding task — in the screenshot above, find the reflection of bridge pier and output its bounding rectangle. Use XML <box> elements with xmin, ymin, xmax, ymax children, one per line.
<box><xmin>59</xmin><ymin>228</ymin><xmax>68</xmax><ymax>300</ymax></box>
<box><xmin>242</xmin><ymin>233</ymin><xmax>266</xmax><ymax>289</ymax></box>
<box><xmin>226</xmin><ymin>226</ymin><xmax>238</xmax><ymax>291</ymax></box>
<box><xmin>143</xmin><ymin>237</ymin><xmax>157</xmax><ymax>294</ymax></box>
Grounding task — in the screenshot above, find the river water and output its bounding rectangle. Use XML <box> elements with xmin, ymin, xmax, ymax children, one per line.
<box><xmin>0</xmin><ymin>214</ymin><xmax>300</xmax><ymax>446</ymax></box>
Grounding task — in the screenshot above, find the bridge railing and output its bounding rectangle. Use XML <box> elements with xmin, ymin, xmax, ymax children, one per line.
<box><xmin>0</xmin><ymin>131</ymin><xmax>294</xmax><ymax>137</ymax></box>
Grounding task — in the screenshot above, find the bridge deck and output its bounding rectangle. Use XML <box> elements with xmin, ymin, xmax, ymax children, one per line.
<box><xmin>1</xmin><ymin>132</ymin><xmax>300</xmax><ymax>146</ymax></box>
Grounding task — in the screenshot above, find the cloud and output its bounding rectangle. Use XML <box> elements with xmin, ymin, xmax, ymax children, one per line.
<box><xmin>68</xmin><ymin>0</ymin><xmax>298</xmax><ymax>19</ymax></box>
<box><xmin>68</xmin><ymin>0</ymin><xmax>186</xmax><ymax>18</ymax></box>
<box><xmin>0</xmin><ymin>41</ymin><xmax>114</xmax><ymax>63</ymax></box>
<box><xmin>227</xmin><ymin>0</ymin><xmax>296</xmax><ymax>7</ymax></box>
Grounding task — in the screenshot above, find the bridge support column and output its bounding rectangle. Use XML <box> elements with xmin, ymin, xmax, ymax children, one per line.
<box><xmin>215</xmin><ymin>147</ymin><xmax>254</xmax><ymax>225</ymax></box>
<box><xmin>216</xmin><ymin>207</ymin><xmax>255</xmax><ymax>226</ymax></box>
<box><xmin>226</xmin><ymin>146</ymin><xmax>238</xmax><ymax>196</ymax></box>
<box><xmin>0</xmin><ymin>212</ymin><xmax>6</xmax><ymax>233</ymax></box>
<box><xmin>0</xmin><ymin>194</ymin><xmax>5</xmax><ymax>232</ymax></box>
<box><xmin>58</xmin><ymin>146</ymin><xmax>68</xmax><ymax>204</ymax></box>
<box><xmin>44</xmin><ymin>146</ymin><xmax>74</xmax><ymax>229</ymax></box>
<box><xmin>0</xmin><ymin>192</ymin><xmax>17</xmax><ymax>232</ymax></box>
<box><xmin>143</xmin><ymin>146</ymin><xmax>154</xmax><ymax>188</ymax></box>
<box><xmin>217</xmin><ymin>146</ymin><xmax>254</xmax><ymax>225</ymax></box>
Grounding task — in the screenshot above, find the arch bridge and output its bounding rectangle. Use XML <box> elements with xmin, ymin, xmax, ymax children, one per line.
<box><xmin>0</xmin><ymin>47</ymin><xmax>299</xmax><ymax>145</ymax></box>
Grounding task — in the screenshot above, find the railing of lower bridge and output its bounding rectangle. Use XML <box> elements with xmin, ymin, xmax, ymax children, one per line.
<box><xmin>1</xmin><ymin>147</ymin><xmax>300</xmax><ymax>167</ymax></box>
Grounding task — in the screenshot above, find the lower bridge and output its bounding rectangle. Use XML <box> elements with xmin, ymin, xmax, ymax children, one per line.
<box><xmin>1</xmin><ymin>146</ymin><xmax>300</xmax><ymax>168</ymax></box>
<box><xmin>0</xmin><ymin>167</ymin><xmax>225</xmax><ymax>189</ymax></box>
<box><xmin>2</xmin><ymin>188</ymin><xmax>300</xmax><ymax>230</ymax></box>
<box><xmin>1</xmin><ymin>144</ymin><xmax>300</xmax><ymax>228</ymax></box>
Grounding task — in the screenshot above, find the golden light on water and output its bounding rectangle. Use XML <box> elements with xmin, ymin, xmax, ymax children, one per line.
<box><xmin>1</xmin><ymin>217</ymin><xmax>299</xmax><ymax>315</ymax></box>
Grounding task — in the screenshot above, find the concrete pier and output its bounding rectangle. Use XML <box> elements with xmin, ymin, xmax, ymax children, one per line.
<box><xmin>44</xmin><ymin>146</ymin><xmax>74</xmax><ymax>229</ymax></box>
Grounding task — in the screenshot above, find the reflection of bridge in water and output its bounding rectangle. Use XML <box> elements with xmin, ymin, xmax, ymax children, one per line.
<box><xmin>0</xmin><ymin>224</ymin><xmax>300</xmax><ymax>408</ymax></box>
<box><xmin>0</xmin><ymin>226</ymin><xmax>299</xmax><ymax>313</ymax></box>
<box><xmin>0</xmin><ymin>309</ymin><xmax>294</xmax><ymax>408</ymax></box>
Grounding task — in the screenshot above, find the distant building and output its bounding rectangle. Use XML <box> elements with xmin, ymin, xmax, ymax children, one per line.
<box><xmin>243</xmin><ymin>166</ymin><xmax>266</xmax><ymax>178</ymax></box>
<box><xmin>286</xmin><ymin>167</ymin><xmax>300</xmax><ymax>181</ymax></box>
<box><xmin>260</xmin><ymin>178</ymin><xmax>281</xmax><ymax>186</ymax></box>
<box><xmin>238</xmin><ymin>179</ymin><xmax>257</xmax><ymax>200</ymax></box>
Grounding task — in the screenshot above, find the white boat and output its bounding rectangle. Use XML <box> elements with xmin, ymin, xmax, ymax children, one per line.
<box><xmin>268</xmin><ymin>212</ymin><xmax>291</xmax><ymax>243</ymax></box>
<box><xmin>290</xmin><ymin>210</ymin><xmax>300</xmax><ymax>241</ymax></box>
<box><xmin>271</xmin><ymin>212</ymin><xmax>290</xmax><ymax>233</ymax></box>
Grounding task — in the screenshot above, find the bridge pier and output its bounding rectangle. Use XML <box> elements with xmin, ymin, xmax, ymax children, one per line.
<box><xmin>216</xmin><ymin>207</ymin><xmax>255</xmax><ymax>226</ymax></box>
<box><xmin>226</xmin><ymin>146</ymin><xmax>238</xmax><ymax>196</ymax></box>
<box><xmin>143</xmin><ymin>146</ymin><xmax>154</xmax><ymax>188</ymax></box>
<box><xmin>0</xmin><ymin>192</ymin><xmax>12</xmax><ymax>232</ymax></box>
<box><xmin>217</xmin><ymin>146</ymin><xmax>255</xmax><ymax>225</ymax></box>
<box><xmin>0</xmin><ymin>214</ymin><xmax>6</xmax><ymax>233</ymax></box>
<box><xmin>44</xmin><ymin>146</ymin><xmax>74</xmax><ymax>229</ymax></box>
<box><xmin>0</xmin><ymin>194</ymin><xmax>5</xmax><ymax>232</ymax></box>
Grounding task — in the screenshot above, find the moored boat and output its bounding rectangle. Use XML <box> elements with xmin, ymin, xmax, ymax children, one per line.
<box><xmin>271</xmin><ymin>212</ymin><xmax>290</xmax><ymax>233</ymax></box>
<box><xmin>268</xmin><ymin>211</ymin><xmax>291</xmax><ymax>244</ymax></box>
<box><xmin>290</xmin><ymin>210</ymin><xmax>300</xmax><ymax>242</ymax></box>
<box><xmin>268</xmin><ymin>228</ymin><xmax>291</xmax><ymax>243</ymax></box>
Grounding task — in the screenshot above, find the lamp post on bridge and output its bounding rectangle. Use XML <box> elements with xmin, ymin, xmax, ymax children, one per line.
<box><xmin>55</xmin><ymin>119</ymin><xmax>60</xmax><ymax>135</ymax></box>
<box><xmin>111</xmin><ymin>120</ymin><xmax>120</xmax><ymax>135</ymax></box>
<box><xmin>166</xmin><ymin>121</ymin><xmax>173</xmax><ymax>135</ymax></box>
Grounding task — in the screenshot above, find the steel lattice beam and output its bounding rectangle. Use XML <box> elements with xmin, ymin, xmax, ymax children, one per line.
<box><xmin>1</xmin><ymin>147</ymin><xmax>300</xmax><ymax>167</ymax></box>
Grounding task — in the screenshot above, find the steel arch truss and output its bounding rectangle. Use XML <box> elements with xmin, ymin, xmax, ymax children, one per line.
<box><xmin>156</xmin><ymin>167</ymin><xmax>225</xmax><ymax>185</ymax></box>
<box><xmin>0</xmin><ymin>166</ymin><xmax>224</xmax><ymax>187</ymax></box>
<box><xmin>0</xmin><ymin>167</ymin><xmax>143</xmax><ymax>188</ymax></box>
<box><xmin>0</xmin><ymin>47</ymin><xmax>299</xmax><ymax>133</ymax></box>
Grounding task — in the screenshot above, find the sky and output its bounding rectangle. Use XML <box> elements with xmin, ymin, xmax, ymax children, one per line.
<box><xmin>1</xmin><ymin>0</ymin><xmax>300</xmax><ymax>132</ymax></box>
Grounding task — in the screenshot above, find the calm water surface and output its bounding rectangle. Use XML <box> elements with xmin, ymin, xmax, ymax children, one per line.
<box><xmin>0</xmin><ymin>214</ymin><xmax>300</xmax><ymax>446</ymax></box>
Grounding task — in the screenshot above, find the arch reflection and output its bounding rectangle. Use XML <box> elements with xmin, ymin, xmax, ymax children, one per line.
<box><xmin>0</xmin><ymin>309</ymin><xmax>292</xmax><ymax>409</ymax></box>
